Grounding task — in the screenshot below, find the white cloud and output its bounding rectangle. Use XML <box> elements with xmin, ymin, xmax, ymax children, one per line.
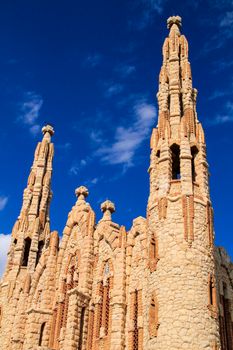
<box><xmin>84</xmin><ymin>53</ymin><xmax>102</xmax><ymax>67</ymax></box>
<box><xmin>95</xmin><ymin>101</ymin><xmax>156</xmax><ymax>168</ymax></box>
<box><xmin>0</xmin><ymin>196</ymin><xmax>8</xmax><ymax>211</ymax></box>
<box><xmin>0</xmin><ymin>234</ymin><xmax>11</xmax><ymax>278</ymax></box>
<box><xmin>19</xmin><ymin>91</ymin><xmax>43</xmax><ymax>136</ymax></box>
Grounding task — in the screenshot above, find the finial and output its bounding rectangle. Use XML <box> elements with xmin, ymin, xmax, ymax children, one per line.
<box><xmin>42</xmin><ymin>124</ymin><xmax>55</xmax><ymax>136</ymax></box>
<box><xmin>167</xmin><ymin>16</ymin><xmax>182</xmax><ymax>30</ymax></box>
<box><xmin>75</xmin><ymin>186</ymin><xmax>89</xmax><ymax>201</ymax></box>
<box><xmin>100</xmin><ymin>200</ymin><xmax>115</xmax><ymax>221</ymax></box>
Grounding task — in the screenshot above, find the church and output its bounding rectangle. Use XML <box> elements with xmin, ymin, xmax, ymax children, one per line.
<box><xmin>0</xmin><ymin>16</ymin><xmax>232</xmax><ymax>350</ymax></box>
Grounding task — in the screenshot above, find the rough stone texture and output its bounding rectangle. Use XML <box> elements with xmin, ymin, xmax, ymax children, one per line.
<box><xmin>0</xmin><ymin>17</ymin><xmax>233</xmax><ymax>350</ymax></box>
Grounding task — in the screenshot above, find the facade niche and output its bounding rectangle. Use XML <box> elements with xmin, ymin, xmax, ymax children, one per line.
<box><xmin>22</xmin><ymin>237</ymin><xmax>31</xmax><ymax>267</ymax></box>
<box><xmin>171</xmin><ymin>144</ymin><xmax>180</xmax><ymax>179</ymax></box>
<box><xmin>191</xmin><ymin>146</ymin><xmax>198</xmax><ymax>182</ymax></box>
<box><xmin>38</xmin><ymin>322</ymin><xmax>46</xmax><ymax>346</ymax></box>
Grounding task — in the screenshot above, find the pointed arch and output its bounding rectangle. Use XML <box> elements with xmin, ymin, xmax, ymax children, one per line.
<box><xmin>22</xmin><ymin>237</ymin><xmax>31</xmax><ymax>266</ymax></box>
<box><xmin>92</xmin><ymin>259</ymin><xmax>114</xmax><ymax>346</ymax></box>
<box><xmin>170</xmin><ymin>143</ymin><xmax>181</xmax><ymax>180</ymax></box>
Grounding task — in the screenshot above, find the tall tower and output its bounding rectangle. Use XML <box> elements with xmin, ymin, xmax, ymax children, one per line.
<box><xmin>4</xmin><ymin>124</ymin><xmax>54</xmax><ymax>279</ymax></box>
<box><xmin>147</xmin><ymin>16</ymin><xmax>220</xmax><ymax>349</ymax></box>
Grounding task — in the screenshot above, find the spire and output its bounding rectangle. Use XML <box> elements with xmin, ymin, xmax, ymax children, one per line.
<box><xmin>148</xmin><ymin>17</ymin><xmax>210</xmax><ymax>211</ymax></box>
<box><xmin>7</xmin><ymin>124</ymin><xmax>55</xmax><ymax>274</ymax></box>
<box><xmin>157</xmin><ymin>15</ymin><xmax>197</xmax><ymax>139</ymax></box>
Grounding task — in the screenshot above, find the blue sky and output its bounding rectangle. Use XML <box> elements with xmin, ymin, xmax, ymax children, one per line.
<box><xmin>0</xmin><ymin>0</ymin><xmax>233</xmax><ymax>275</ymax></box>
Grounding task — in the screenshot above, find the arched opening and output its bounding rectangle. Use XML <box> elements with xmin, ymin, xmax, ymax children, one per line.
<box><xmin>36</xmin><ymin>241</ymin><xmax>44</xmax><ymax>266</ymax></box>
<box><xmin>191</xmin><ymin>146</ymin><xmax>198</xmax><ymax>182</ymax></box>
<box><xmin>22</xmin><ymin>237</ymin><xmax>31</xmax><ymax>267</ymax></box>
<box><xmin>78</xmin><ymin>307</ymin><xmax>86</xmax><ymax>350</ymax></box>
<box><xmin>171</xmin><ymin>144</ymin><xmax>180</xmax><ymax>180</ymax></box>
<box><xmin>38</xmin><ymin>322</ymin><xmax>46</xmax><ymax>346</ymax></box>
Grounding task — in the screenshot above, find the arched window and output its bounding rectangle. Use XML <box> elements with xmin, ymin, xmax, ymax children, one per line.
<box><xmin>93</xmin><ymin>261</ymin><xmax>113</xmax><ymax>342</ymax></box>
<box><xmin>22</xmin><ymin>237</ymin><xmax>31</xmax><ymax>267</ymax></box>
<box><xmin>39</xmin><ymin>322</ymin><xmax>46</xmax><ymax>346</ymax></box>
<box><xmin>191</xmin><ymin>146</ymin><xmax>198</xmax><ymax>182</ymax></box>
<box><xmin>36</xmin><ymin>241</ymin><xmax>44</xmax><ymax>266</ymax></box>
<box><xmin>149</xmin><ymin>295</ymin><xmax>159</xmax><ymax>337</ymax></box>
<box><xmin>171</xmin><ymin>144</ymin><xmax>180</xmax><ymax>179</ymax></box>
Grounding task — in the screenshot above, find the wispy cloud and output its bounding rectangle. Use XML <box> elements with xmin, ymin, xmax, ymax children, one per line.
<box><xmin>115</xmin><ymin>64</ymin><xmax>136</xmax><ymax>77</ymax></box>
<box><xmin>95</xmin><ymin>101</ymin><xmax>156</xmax><ymax>168</ymax></box>
<box><xmin>209</xmin><ymin>89</ymin><xmax>230</xmax><ymax>100</ymax></box>
<box><xmin>56</xmin><ymin>142</ymin><xmax>72</xmax><ymax>150</ymax></box>
<box><xmin>209</xmin><ymin>101</ymin><xmax>233</xmax><ymax>124</ymax></box>
<box><xmin>0</xmin><ymin>234</ymin><xmax>11</xmax><ymax>278</ymax></box>
<box><xmin>69</xmin><ymin>158</ymin><xmax>89</xmax><ymax>176</ymax></box>
<box><xmin>129</xmin><ymin>0</ymin><xmax>167</xmax><ymax>30</ymax></box>
<box><xmin>0</xmin><ymin>196</ymin><xmax>8</xmax><ymax>211</ymax></box>
<box><xmin>84</xmin><ymin>177</ymin><xmax>101</xmax><ymax>187</ymax></box>
<box><xmin>84</xmin><ymin>53</ymin><xmax>102</xmax><ymax>67</ymax></box>
<box><xmin>213</xmin><ymin>59</ymin><xmax>233</xmax><ymax>72</ymax></box>
<box><xmin>19</xmin><ymin>91</ymin><xmax>43</xmax><ymax>136</ymax></box>
<box><xmin>104</xmin><ymin>82</ymin><xmax>124</xmax><ymax>98</ymax></box>
<box><xmin>203</xmin><ymin>6</ymin><xmax>233</xmax><ymax>53</ymax></box>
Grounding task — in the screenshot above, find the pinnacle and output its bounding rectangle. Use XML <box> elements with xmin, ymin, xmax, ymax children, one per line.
<box><xmin>42</xmin><ymin>124</ymin><xmax>55</xmax><ymax>136</ymax></box>
<box><xmin>167</xmin><ymin>15</ymin><xmax>182</xmax><ymax>30</ymax></box>
<box><xmin>75</xmin><ymin>186</ymin><xmax>89</xmax><ymax>200</ymax></box>
<box><xmin>101</xmin><ymin>200</ymin><xmax>115</xmax><ymax>214</ymax></box>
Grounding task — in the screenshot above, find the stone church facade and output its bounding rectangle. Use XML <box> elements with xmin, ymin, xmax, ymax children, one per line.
<box><xmin>0</xmin><ymin>16</ymin><xmax>233</xmax><ymax>350</ymax></box>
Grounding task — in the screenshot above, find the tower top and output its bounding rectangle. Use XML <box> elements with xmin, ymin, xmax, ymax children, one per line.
<box><xmin>42</xmin><ymin>124</ymin><xmax>55</xmax><ymax>136</ymax></box>
<box><xmin>167</xmin><ymin>15</ymin><xmax>182</xmax><ymax>30</ymax></box>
